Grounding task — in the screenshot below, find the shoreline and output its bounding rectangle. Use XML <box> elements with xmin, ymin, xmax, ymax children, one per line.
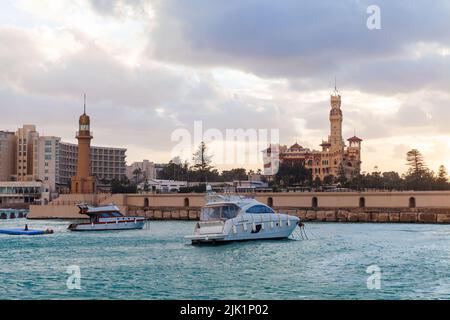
<box><xmin>26</xmin><ymin>208</ymin><xmax>450</xmax><ymax>224</ymax></box>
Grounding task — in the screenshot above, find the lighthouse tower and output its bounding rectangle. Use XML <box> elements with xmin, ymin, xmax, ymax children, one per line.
<box><xmin>71</xmin><ymin>95</ymin><xmax>96</xmax><ymax>194</ymax></box>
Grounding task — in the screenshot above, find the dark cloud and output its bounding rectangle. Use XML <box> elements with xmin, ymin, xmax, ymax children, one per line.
<box><xmin>150</xmin><ymin>0</ymin><xmax>450</xmax><ymax>94</ymax></box>
<box><xmin>2</xmin><ymin>0</ymin><xmax>450</xmax><ymax>168</ymax></box>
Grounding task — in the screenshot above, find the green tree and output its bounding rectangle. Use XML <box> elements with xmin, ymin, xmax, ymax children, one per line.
<box><xmin>405</xmin><ymin>149</ymin><xmax>429</xmax><ymax>190</ymax></box>
<box><xmin>111</xmin><ymin>178</ymin><xmax>137</xmax><ymax>194</ymax></box>
<box><xmin>336</xmin><ymin>163</ymin><xmax>347</xmax><ymax>186</ymax></box>
<box><xmin>221</xmin><ymin>168</ymin><xmax>248</xmax><ymax>182</ymax></box>
<box><xmin>274</xmin><ymin>161</ymin><xmax>311</xmax><ymax>187</ymax></box>
<box><xmin>406</xmin><ymin>149</ymin><xmax>427</xmax><ymax>176</ymax></box>
<box><xmin>192</xmin><ymin>141</ymin><xmax>213</xmax><ymax>183</ymax></box>
<box><xmin>159</xmin><ymin>159</ymin><xmax>189</xmax><ymax>181</ymax></box>
<box><xmin>437</xmin><ymin>165</ymin><xmax>448</xmax><ymax>181</ymax></box>
<box><xmin>323</xmin><ymin>174</ymin><xmax>335</xmax><ymax>185</ymax></box>
<box><xmin>143</xmin><ymin>180</ymin><xmax>150</xmax><ymax>192</ymax></box>
<box><xmin>132</xmin><ymin>168</ymin><xmax>142</xmax><ymax>185</ymax></box>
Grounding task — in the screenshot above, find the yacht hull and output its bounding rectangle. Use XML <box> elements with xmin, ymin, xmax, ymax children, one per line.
<box><xmin>185</xmin><ymin>215</ymin><xmax>299</xmax><ymax>244</ymax></box>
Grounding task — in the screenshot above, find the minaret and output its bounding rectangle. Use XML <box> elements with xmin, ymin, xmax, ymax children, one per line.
<box><xmin>71</xmin><ymin>95</ymin><xmax>96</xmax><ymax>194</ymax></box>
<box><xmin>329</xmin><ymin>84</ymin><xmax>344</xmax><ymax>151</ymax></box>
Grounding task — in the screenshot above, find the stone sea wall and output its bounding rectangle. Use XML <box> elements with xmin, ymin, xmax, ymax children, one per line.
<box><xmin>127</xmin><ymin>207</ymin><xmax>450</xmax><ymax>224</ymax></box>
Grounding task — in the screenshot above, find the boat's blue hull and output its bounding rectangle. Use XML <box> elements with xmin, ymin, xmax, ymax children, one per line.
<box><xmin>0</xmin><ymin>228</ymin><xmax>46</xmax><ymax>236</ymax></box>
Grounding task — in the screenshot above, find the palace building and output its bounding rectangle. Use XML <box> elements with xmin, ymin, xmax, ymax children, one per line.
<box><xmin>263</xmin><ymin>89</ymin><xmax>362</xmax><ymax>181</ymax></box>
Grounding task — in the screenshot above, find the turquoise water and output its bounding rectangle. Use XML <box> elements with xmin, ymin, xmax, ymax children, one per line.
<box><xmin>0</xmin><ymin>219</ymin><xmax>449</xmax><ymax>300</ymax></box>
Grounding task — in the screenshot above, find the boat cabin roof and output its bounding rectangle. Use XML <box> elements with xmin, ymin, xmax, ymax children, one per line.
<box><xmin>77</xmin><ymin>204</ymin><xmax>122</xmax><ymax>215</ymax></box>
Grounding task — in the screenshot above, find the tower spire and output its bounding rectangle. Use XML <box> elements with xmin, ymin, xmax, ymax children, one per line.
<box><xmin>333</xmin><ymin>76</ymin><xmax>339</xmax><ymax>95</ymax></box>
<box><xmin>83</xmin><ymin>94</ymin><xmax>86</xmax><ymax>115</ymax></box>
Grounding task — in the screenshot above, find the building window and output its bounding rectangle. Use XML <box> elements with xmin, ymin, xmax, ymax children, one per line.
<box><xmin>184</xmin><ymin>198</ymin><xmax>190</xmax><ymax>207</ymax></box>
<box><xmin>312</xmin><ymin>197</ymin><xmax>318</xmax><ymax>208</ymax></box>
<box><xmin>267</xmin><ymin>197</ymin><xmax>273</xmax><ymax>208</ymax></box>
<box><xmin>144</xmin><ymin>198</ymin><xmax>149</xmax><ymax>207</ymax></box>
<box><xmin>359</xmin><ymin>197</ymin><xmax>365</xmax><ymax>208</ymax></box>
<box><xmin>409</xmin><ymin>197</ymin><xmax>416</xmax><ymax>208</ymax></box>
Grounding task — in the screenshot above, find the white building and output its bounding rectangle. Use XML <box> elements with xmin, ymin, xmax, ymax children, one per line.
<box><xmin>0</xmin><ymin>181</ymin><xmax>47</xmax><ymax>207</ymax></box>
<box><xmin>138</xmin><ymin>179</ymin><xmax>188</xmax><ymax>193</ymax></box>
<box><xmin>40</xmin><ymin>139</ymin><xmax>127</xmax><ymax>193</ymax></box>
<box><xmin>126</xmin><ymin>160</ymin><xmax>156</xmax><ymax>182</ymax></box>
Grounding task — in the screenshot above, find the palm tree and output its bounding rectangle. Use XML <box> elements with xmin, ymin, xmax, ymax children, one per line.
<box><xmin>133</xmin><ymin>168</ymin><xmax>143</xmax><ymax>185</ymax></box>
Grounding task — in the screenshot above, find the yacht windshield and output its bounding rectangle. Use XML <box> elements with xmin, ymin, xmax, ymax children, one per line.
<box><xmin>201</xmin><ymin>204</ymin><xmax>239</xmax><ymax>221</ymax></box>
<box><xmin>246</xmin><ymin>205</ymin><xmax>275</xmax><ymax>214</ymax></box>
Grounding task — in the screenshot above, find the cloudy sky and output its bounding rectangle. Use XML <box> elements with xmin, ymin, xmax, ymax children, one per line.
<box><xmin>1</xmin><ymin>0</ymin><xmax>450</xmax><ymax>174</ymax></box>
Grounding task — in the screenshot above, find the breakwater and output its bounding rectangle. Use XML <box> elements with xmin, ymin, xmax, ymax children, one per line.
<box><xmin>127</xmin><ymin>207</ymin><xmax>450</xmax><ymax>224</ymax></box>
<box><xmin>28</xmin><ymin>191</ymin><xmax>450</xmax><ymax>223</ymax></box>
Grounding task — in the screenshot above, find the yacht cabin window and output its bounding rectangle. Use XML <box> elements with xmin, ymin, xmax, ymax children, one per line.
<box><xmin>246</xmin><ymin>205</ymin><xmax>275</xmax><ymax>214</ymax></box>
<box><xmin>201</xmin><ymin>204</ymin><xmax>239</xmax><ymax>221</ymax></box>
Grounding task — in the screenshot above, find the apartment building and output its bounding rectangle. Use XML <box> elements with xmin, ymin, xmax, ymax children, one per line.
<box><xmin>0</xmin><ymin>131</ymin><xmax>16</xmax><ymax>181</ymax></box>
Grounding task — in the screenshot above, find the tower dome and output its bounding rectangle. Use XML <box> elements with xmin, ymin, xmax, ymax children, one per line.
<box><xmin>79</xmin><ymin>113</ymin><xmax>90</xmax><ymax>126</ymax></box>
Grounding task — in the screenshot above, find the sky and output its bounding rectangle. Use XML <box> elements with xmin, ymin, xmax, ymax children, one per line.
<box><xmin>1</xmin><ymin>0</ymin><xmax>450</xmax><ymax>174</ymax></box>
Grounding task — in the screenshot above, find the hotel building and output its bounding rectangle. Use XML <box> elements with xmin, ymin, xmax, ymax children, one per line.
<box><xmin>0</xmin><ymin>125</ymin><xmax>126</xmax><ymax>194</ymax></box>
<box><xmin>13</xmin><ymin>125</ymin><xmax>40</xmax><ymax>182</ymax></box>
<box><xmin>38</xmin><ymin>138</ymin><xmax>127</xmax><ymax>193</ymax></box>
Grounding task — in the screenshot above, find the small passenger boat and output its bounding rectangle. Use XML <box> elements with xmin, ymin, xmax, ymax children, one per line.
<box><xmin>68</xmin><ymin>204</ymin><xmax>145</xmax><ymax>231</ymax></box>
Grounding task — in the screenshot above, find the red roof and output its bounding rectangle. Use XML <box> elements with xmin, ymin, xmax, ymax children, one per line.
<box><xmin>347</xmin><ymin>136</ymin><xmax>363</xmax><ymax>142</ymax></box>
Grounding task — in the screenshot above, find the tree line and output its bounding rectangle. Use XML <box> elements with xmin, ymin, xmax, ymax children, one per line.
<box><xmin>109</xmin><ymin>144</ymin><xmax>450</xmax><ymax>193</ymax></box>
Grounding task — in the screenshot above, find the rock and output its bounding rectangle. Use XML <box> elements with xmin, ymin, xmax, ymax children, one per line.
<box><xmin>154</xmin><ymin>210</ymin><xmax>163</xmax><ymax>220</ymax></box>
<box><xmin>368</xmin><ymin>212</ymin><xmax>380</xmax><ymax>222</ymax></box>
<box><xmin>358</xmin><ymin>212</ymin><xmax>369</xmax><ymax>222</ymax></box>
<box><xmin>171</xmin><ymin>210</ymin><xmax>180</xmax><ymax>220</ymax></box>
<box><xmin>145</xmin><ymin>210</ymin><xmax>154</xmax><ymax>219</ymax></box>
<box><xmin>337</xmin><ymin>210</ymin><xmax>348</xmax><ymax>222</ymax></box>
<box><xmin>297</xmin><ymin>210</ymin><xmax>307</xmax><ymax>220</ymax></box>
<box><xmin>348</xmin><ymin>212</ymin><xmax>359</xmax><ymax>222</ymax></box>
<box><xmin>305</xmin><ymin>211</ymin><xmax>317</xmax><ymax>221</ymax></box>
<box><xmin>163</xmin><ymin>211</ymin><xmax>172</xmax><ymax>219</ymax></box>
<box><xmin>189</xmin><ymin>210</ymin><xmax>199</xmax><ymax>220</ymax></box>
<box><xmin>418</xmin><ymin>212</ymin><xmax>436</xmax><ymax>223</ymax></box>
<box><xmin>437</xmin><ymin>213</ymin><xmax>450</xmax><ymax>224</ymax></box>
<box><xmin>326</xmin><ymin>210</ymin><xmax>337</xmax><ymax>222</ymax></box>
<box><xmin>377</xmin><ymin>213</ymin><xmax>389</xmax><ymax>223</ymax></box>
<box><xmin>316</xmin><ymin>211</ymin><xmax>327</xmax><ymax>221</ymax></box>
<box><xmin>400</xmin><ymin>212</ymin><xmax>417</xmax><ymax>223</ymax></box>
<box><xmin>180</xmin><ymin>210</ymin><xmax>189</xmax><ymax>220</ymax></box>
<box><xmin>389</xmin><ymin>212</ymin><xmax>400</xmax><ymax>222</ymax></box>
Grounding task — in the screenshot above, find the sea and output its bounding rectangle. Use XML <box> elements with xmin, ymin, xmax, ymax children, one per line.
<box><xmin>1</xmin><ymin>219</ymin><xmax>449</xmax><ymax>300</ymax></box>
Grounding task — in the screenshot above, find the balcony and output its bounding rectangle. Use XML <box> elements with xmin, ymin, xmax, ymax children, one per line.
<box><xmin>76</xmin><ymin>131</ymin><xmax>93</xmax><ymax>138</ymax></box>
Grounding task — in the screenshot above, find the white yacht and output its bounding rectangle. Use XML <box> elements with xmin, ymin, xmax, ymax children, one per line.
<box><xmin>68</xmin><ymin>204</ymin><xmax>145</xmax><ymax>231</ymax></box>
<box><xmin>185</xmin><ymin>189</ymin><xmax>301</xmax><ymax>244</ymax></box>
